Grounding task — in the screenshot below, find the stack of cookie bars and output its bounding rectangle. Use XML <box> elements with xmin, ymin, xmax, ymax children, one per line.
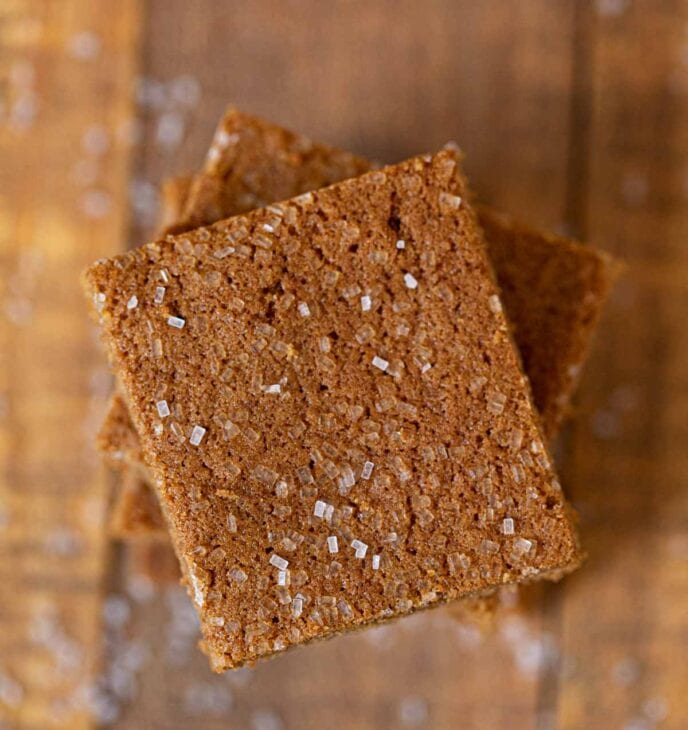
<box><xmin>84</xmin><ymin>109</ymin><xmax>616</xmax><ymax>671</ymax></box>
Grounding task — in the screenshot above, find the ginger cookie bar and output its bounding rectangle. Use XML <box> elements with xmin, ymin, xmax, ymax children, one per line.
<box><xmin>85</xmin><ymin>150</ymin><xmax>581</xmax><ymax>670</ymax></box>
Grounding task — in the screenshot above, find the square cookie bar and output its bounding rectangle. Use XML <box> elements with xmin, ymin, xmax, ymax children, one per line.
<box><xmin>85</xmin><ymin>150</ymin><xmax>580</xmax><ymax>670</ymax></box>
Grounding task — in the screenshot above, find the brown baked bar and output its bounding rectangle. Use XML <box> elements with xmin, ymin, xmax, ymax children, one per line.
<box><xmin>85</xmin><ymin>150</ymin><xmax>581</xmax><ymax>670</ymax></box>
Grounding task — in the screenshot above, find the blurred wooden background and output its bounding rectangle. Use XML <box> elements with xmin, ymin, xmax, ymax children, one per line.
<box><xmin>1</xmin><ymin>1</ymin><xmax>687</xmax><ymax>728</ymax></box>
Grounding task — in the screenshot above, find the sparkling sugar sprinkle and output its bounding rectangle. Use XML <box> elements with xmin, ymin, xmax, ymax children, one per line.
<box><xmin>513</xmin><ymin>537</ymin><xmax>532</xmax><ymax>554</ymax></box>
<box><xmin>372</xmin><ymin>355</ymin><xmax>389</xmax><ymax>372</ymax></box>
<box><xmin>327</xmin><ymin>536</ymin><xmax>339</xmax><ymax>553</ymax></box>
<box><xmin>361</xmin><ymin>295</ymin><xmax>372</xmax><ymax>311</ymax></box>
<box><xmin>396</xmin><ymin>239</ymin><xmax>406</xmax><ymax>249</ymax></box>
<box><xmin>313</xmin><ymin>500</ymin><xmax>327</xmax><ymax>518</ymax></box>
<box><xmin>167</xmin><ymin>316</ymin><xmax>185</xmax><ymax>329</ymax></box>
<box><xmin>189</xmin><ymin>425</ymin><xmax>206</xmax><ymax>446</ymax></box>
<box><xmin>372</xmin><ymin>554</ymin><xmax>381</xmax><ymax>570</ymax></box>
<box><xmin>269</xmin><ymin>554</ymin><xmax>289</xmax><ymax>571</ymax></box>
<box><xmin>292</xmin><ymin>596</ymin><xmax>304</xmax><ymax>618</ymax></box>
<box><xmin>351</xmin><ymin>539</ymin><xmax>368</xmax><ymax>559</ymax></box>
<box><xmin>404</xmin><ymin>272</ymin><xmax>418</xmax><ymax>289</ymax></box>
<box><xmin>297</xmin><ymin>302</ymin><xmax>311</xmax><ymax>317</ymax></box>
<box><xmin>213</xmin><ymin>246</ymin><xmax>235</xmax><ymax>259</ymax></box>
<box><xmin>126</xmin><ymin>295</ymin><xmax>138</xmax><ymax>310</ymax></box>
<box><xmin>440</xmin><ymin>191</ymin><xmax>462</xmax><ymax>209</ymax></box>
<box><xmin>502</xmin><ymin>517</ymin><xmax>515</xmax><ymax>535</ymax></box>
<box><xmin>361</xmin><ymin>461</ymin><xmax>375</xmax><ymax>480</ymax></box>
<box><xmin>156</xmin><ymin>400</ymin><xmax>170</xmax><ymax>418</ymax></box>
<box><xmin>488</xmin><ymin>294</ymin><xmax>503</xmax><ymax>314</ymax></box>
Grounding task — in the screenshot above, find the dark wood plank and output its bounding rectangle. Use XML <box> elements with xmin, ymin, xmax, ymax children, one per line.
<box><xmin>556</xmin><ymin>2</ymin><xmax>688</xmax><ymax>728</ymax></box>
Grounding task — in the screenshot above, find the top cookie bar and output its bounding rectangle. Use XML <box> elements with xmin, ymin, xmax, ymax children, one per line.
<box><xmin>84</xmin><ymin>150</ymin><xmax>580</xmax><ymax>671</ymax></box>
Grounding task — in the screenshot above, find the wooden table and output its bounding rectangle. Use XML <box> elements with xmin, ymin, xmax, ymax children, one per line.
<box><xmin>0</xmin><ymin>2</ymin><xmax>686</xmax><ymax>728</ymax></box>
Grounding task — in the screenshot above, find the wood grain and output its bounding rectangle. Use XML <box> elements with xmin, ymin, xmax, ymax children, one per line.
<box><xmin>0</xmin><ymin>1</ymin><xmax>140</xmax><ymax>728</ymax></box>
<box><xmin>2</xmin><ymin>1</ymin><xmax>687</xmax><ymax>728</ymax></box>
<box><xmin>556</xmin><ymin>2</ymin><xmax>688</xmax><ymax>728</ymax></box>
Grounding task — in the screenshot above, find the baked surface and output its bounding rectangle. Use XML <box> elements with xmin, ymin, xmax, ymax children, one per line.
<box><xmin>85</xmin><ymin>150</ymin><xmax>580</xmax><ymax>670</ymax></box>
